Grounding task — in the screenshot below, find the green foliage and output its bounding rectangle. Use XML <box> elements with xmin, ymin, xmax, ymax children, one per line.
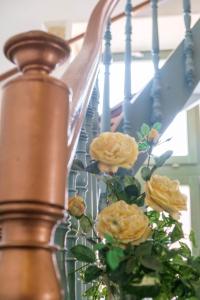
<box><xmin>141</xmin><ymin>166</ymin><xmax>151</xmax><ymax>181</ymax></box>
<box><xmin>70</xmin><ymin>245</ymin><xmax>96</xmax><ymax>263</ymax></box>
<box><xmin>73</xmin><ymin>208</ymin><xmax>200</xmax><ymax>300</ymax></box>
<box><xmin>86</xmin><ymin>161</ymin><xmax>101</xmax><ymax>174</ymax></box>
<box><xmin>125</xmin><ymin>281</ymin><xmax>161</xmax><ymax>298</ymax></box>
<box><xmin>170</xmin><ymin>221</ymin><xmax>184</xmax><ymax>243</ymax></box>
<box><xmin>71</xmin><ymin>159</ymin><xmax>85</xmax><ymax>171</ymax></box>
<box><xmin>138</xmin><ymin>141</ymin><xmax>150</xmax><ymax>151</ymax></box>
<box><xmin>137</xmin><ymin>123</ymin><xmax>161</xmax><ymax>152</ymax></box>
<box><xmin>79</xmin><ymin>215</ymin><xmax>93</xmax><ymax>234</ymax></box>
<box><xmin>152</xmin><ymin>122</ymin><xmax>162</xmax><ymax>131</ymax></box>
<box><xmin>105</xmin><ymin>175</ymin><xmax>143</xmax><ymax>206</ymax></box>
<box><xmin>106</xmin><ymin>247</ymin><xmax>125</xmax><ymax>270</ymax></box>
<box><xmin>83</xmin><ymin>284</ymin><xmax>108</xmax><ymax>299</ymax></box>
<box><xmin>84</xmin><ymin>265</ymin><xmax>103</xmax><ymax>283</ymax></box>
<box><xmin>141</xmin><ymin>123</ymin><xmax>151</xmax><ymax>136</ymax></box>
<box><xmin>70</xmin><ymin>123</ymin><xmax>200</xmax><ymax>300</ymax></box>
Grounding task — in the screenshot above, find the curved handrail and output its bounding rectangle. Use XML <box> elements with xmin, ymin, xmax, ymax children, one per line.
<box><xmin>0</xmin><ymin>0</ymin><xmax>151</xmax><ymax>83</ymax></box>
<box><xmin>63</xmin><ymin>0</ymin><xmax>120</xmax><ymax>167</ymax></box>
<box><xmin>67</xmin><ymin>0</ymin><xmax>151</xmax><ymax>44</ymax></box>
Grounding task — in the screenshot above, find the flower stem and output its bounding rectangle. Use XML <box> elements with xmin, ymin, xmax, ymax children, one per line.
<box><xmin>104</xmin><ymin>275</ymin><xmax>115</xmax><ymax>300</ymax></box>
<box><xmin>119</xmin><ymin>286</ymin><xmax>126</xmax><ymax>300</ymax></box>
<box><xmin>83</xmin><ymin>214</ymin><xmax>99</xmax><ymax>239</ymax></box>
<box><xmin>68</xmin><ymin>263</ymin><xmax>89</xmax><ymax>275</ymax></box>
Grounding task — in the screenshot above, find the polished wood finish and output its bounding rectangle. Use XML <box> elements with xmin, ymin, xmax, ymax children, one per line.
<box><xmin>0</xmin><ymin>67</ymin><xmax>19</xmax><ymax>82</ymax></box>
<box><xmin>62</xmin><ymin>0</ymin><xmax>120</xmax><ymax>169</ymax></box>
<box><xmin>0</xmin><ymin>31</ymin><xmax>70</xmax><ymax>300</ymax></box>
<box><xmin>0</xmin><ymin>0</ymin><xmax>161</xmax><ymax>298</ymax></box>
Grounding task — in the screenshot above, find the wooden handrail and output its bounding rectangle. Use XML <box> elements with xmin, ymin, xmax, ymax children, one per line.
<box><xmin>67</xmin><ymin>0</ymin><xmax>151</xmax><ymax>44</ymax></box>
<box><xmin>0</xmin><ymin>0</ymin><xmax>151</xmax><ymax>83</ymax></box>
<box><xmin>63</xmin><ymin>0</ymin><xmax>120</xmax><ymax>168</ymax></box>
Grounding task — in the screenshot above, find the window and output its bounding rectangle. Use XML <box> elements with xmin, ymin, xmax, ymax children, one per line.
<box><xmin>153</xmin><ymin>111</ymin><xmax>188</xmax><ymax>157</ymax></box>
<box><xmin>98</xmin><ymin>59</ymin><xmax>165</xmax><ymax>113</ymax></box>
<box><xmin>180</xmin><ymin>185</ymin><xmax>191</xmax><ymax>247</ymax></box>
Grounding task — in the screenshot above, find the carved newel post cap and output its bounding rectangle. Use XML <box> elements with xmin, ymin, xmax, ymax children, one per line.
<box><xmin>4</xmin><ymin>30</ymin><xmax>71</xmax><ymax>73</ymax></box>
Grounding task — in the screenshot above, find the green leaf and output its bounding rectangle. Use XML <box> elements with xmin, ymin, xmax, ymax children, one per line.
<box><xmin>125</xmin><ymin>284</ymin><xmax>160</xmax><ymax>297</ymax></box>
<box><xmin>106</xmin><ymin>248</ymin><xmax>124</xmax><ymax>270</ymax></box>
<box><xmin>124</xmin><ymin>176</ymin><xmax>141</xmax><ymax>196</ymax></box>
<box><xmin>192</xmin><ymin>279</ymin><xmax>200</xmax><ymax>299</ymax></box>
<box><xmin>83</xmin><ymin>285</ymin><xmax>99</xmax><ymax>297</ymax></box>
<box><xmin>170</xmin><ymin>222</ymin><xmax>184</xmax><ymax>243</ymax></box>
<box><xmin>155</xmin><ymin>293</ymin><xmax>170</xmax><ymax>300</ymax></box>
<box><xmin>130</xmin><ymin>193</ymin><xmax>145</xmax><ymax>207</ymax></box>
<box><xmin>152</xmin><ymin>122</ymin><xmax>162</xmax><ymax>131</ymax></box>
<box><xmin>141</xmin><ymin>123</ymin><xmax>150</xmax><ymax>136</ymax></box>
<box><xmin>124</xmin><ymin>184</ymin><xmax>141</xmax><ymax>197</ymax></box>
<box><xmin>140</xmin><ymin>255</ymin><xmax>162</xmax><ymax>271</ymax></box>
<box><xmin>154</xmin><ymin>150</ymin><xmax>173</xmax><ymax>167</ymax></box>
<box><xmin>104</xmin><ymin>233</ymin><xmax>115</xmax><ymax>244</ymax></box>
<box><xmin>79</xmin><ymin>215</ymin><xmax>93</xmax><ymax>234</ymax></box>
<box><xmin>94</xmin><ymin>243</ymin><xmax>106</xmax><ymax>251</ymax></box>
<box><xmin>141</xmin><ymin>166</ymin><xmax>151</xmax><ymax>181</ymax></box>
<box><xmin>139</xmin><ymin>141</ymin><xmax>149</xmax><ymax>151</ymax></box>
<box><xmin>84</xmin><ymin>265</ymin><xmax>102</xmax><ymax>283</ymax></box>
<box><xmin>147</xmin><ymin>210</ymin><xmax>160</xmax><ymax>223</ymax></box>
<box><xmin>123</xmin><ymin>176</ymin><xmax>138</xmax><ymax>187</ymax></box>
<box><xmin>71</xmin><ymin>159</ymin><xmax>85</xmax><ymax>171</ymax></box>
<box><xmin>125</xmin><ymin>257</ymin><xmax>137</xmax><ymax>274</ymax></box>
<box><xmin>85</xmin><ymin>161</ymin><xmax>101</xmax><ymax>174</ymax></box>
<box><xmin>189</xmin><ymin>229</ymin><xmax>197</xmax><ymax>248</ymax></box>
<box><xmin>179</xmin><ymin>242</ymin><xmax>191</xmax><ymax>258</ymax></box>
<box><xmin>70</xmin><ymin>245</ymin><xmax>96</xmax><ymax>263</ymax></box>
<box><xmin>135</xmin><ymin>241</ymin><xmax>153</xmax><ymax>258</ymax></box>
<box><xmin>190</xmin><ymin>256</ymin><xmax>200</xmax><ymax>273</ymax></box>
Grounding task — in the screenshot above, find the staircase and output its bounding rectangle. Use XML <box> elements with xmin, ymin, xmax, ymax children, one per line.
<box><xmin>0</xmin><ymin>0</ymin><xmax>199</xmax><ymax>299</ymax></box>
<box><xmin>120</xmin><ymin>18</ymin><xmax>200</xmax><ymax>138</ymax></box>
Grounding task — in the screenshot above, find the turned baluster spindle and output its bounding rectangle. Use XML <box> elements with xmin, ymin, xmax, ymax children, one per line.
<box><xmin>75</xmin><ymin>123</ymin><xmax>89</xmax><ymax>298</ymax></box>
<box><xmin>66</xmin><ymin>169</ymin><xmax>79</xmax><ymax>300</ymax></box>
<box><xmin>123</xmin><ymin>0</ymin><xmax>133</xmax><ymax>135</ymax></box>
<box><xmin>183</xmin><ymin>0</ymin><xmax>195</xmax><ymax>88</ymax></box>
<box><xmin>54</xmin><ymin>214</ymin><xmax>69</xmax><ymax>300</ymax></box>
<box><xmin>85</xmin><ymin>99</ymin><xmax>95</xmax><ymax>220</ymax></box>
<box><xmin>151</xmin><ymin>0</ymin><xmax>162</xmax><ymax>124</ymax></box>
<box><xmin>101</xmin><ymin>20</ymin><xmax>112</xmax><ymax>132</ymax></box>
<box><xmin>91</xmin><ymin>81</ymin><xmax>100</xmax><ymax>219</ymax></box>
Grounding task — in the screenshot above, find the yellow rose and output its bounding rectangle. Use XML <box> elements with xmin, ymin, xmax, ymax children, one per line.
<box><xmin>96</xmin><ymin>201</ymin><xmax>151</xmax><ymax>245</ymax></box>
<box><xmin>67</xmin><ymin>195</ymin><xmax>85</xmax><ymax>217</ymax></box>
<box><xmin>147</xmin><ymin>128</ymin><xmax>159</xmax><ymax>143</ymax></box>
<box><xmin>145</xmin><ymin>175</ymin><xmax>187</xmax><ymax>219</ymax></box>
<box><xmin>90</xmin><ymin>132</ymin><xmax>138</xmax><ymax>173</ymax></box>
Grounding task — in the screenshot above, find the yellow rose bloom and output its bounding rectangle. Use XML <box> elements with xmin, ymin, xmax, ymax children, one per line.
<box><xmin>145</xmin><ymin>175</ymin><xmax>187</xmax><ymax>219</ymax></box>
<box><xmin>96</xmin><ymin>201</ymin><xmax>151</xmax><ymax>245</ymax></box>
<box><xmin>68</xmin><ymin>195</ymin><xmax>85</xmax><ymax>217</ymax></box>
<box><xmin>90</xmin><ymin>132</ymin><xmax>138</xmax><ymax>173</ymax></box>
<box><xmin>147</xmin><ymin>128</ymin><xmax>159</xmax><ymax>143</ymax></box>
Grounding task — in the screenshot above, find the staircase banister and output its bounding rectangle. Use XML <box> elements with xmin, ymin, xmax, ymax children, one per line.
<box><xmin>62</xmin><ymin>0</ymin><xmax>120</xmax><ymax>168</ymax></box>
<box><xmin>0</xmin><ymin>0</ymin><xmax>156</xmax><ymax>83</ymax></box>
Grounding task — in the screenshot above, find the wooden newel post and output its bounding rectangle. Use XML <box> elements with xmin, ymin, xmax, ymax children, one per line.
<box><xmin>0</xmin><ymin>31</ymin><xmax>70</xmax><ymax>300</ymax></box>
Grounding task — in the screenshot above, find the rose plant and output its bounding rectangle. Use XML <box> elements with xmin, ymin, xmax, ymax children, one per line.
<box><xmin>69</xmin><ymin>123</ymin><xmax>200</xmax><ymax>300</ymax></box>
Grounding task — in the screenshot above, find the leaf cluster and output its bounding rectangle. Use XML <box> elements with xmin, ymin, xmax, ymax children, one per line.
<box><xmin>71</xmin><ymin>212</ymin><xmax>200</xmax><ymax>299</ymax></box>
<box><xmin>104</xmin><ymin>175</ymin><xmax>144</xmax><ymax>207</ymax></box>
<box><xmin>69</xmin><ymin>123</ymin><xmax>200</xmax><ymax>299</ymax></box>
